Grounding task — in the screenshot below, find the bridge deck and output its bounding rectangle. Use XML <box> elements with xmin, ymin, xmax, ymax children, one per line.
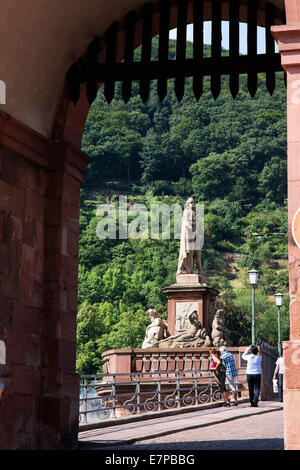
<box><xmin>78</xmin><ymin>400</ymin><xmax>283</xmax><ymax>449</ymax></box>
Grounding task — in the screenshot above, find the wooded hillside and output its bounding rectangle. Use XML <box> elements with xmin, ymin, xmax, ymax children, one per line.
<box><xmin>77</xmin><ymin>38</ymin><xmax>289</xmax><ymax>373</ymax></box>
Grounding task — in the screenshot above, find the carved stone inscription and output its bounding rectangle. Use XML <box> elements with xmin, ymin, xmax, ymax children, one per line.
<box><xmin>175</xmin><ymin>301</ymin><xmax>198</xmax><ymax>333</ymax></box>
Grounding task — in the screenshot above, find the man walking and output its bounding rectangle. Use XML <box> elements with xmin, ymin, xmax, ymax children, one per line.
<box><xmin>273</xmin><ymin>354</ymin><xmax>284</xmax><ymax>402</ymax></box>
<box><xmin>220</xmin><ymin>346</ymin><xmax>238</xmax><ymax>407</ymax></box>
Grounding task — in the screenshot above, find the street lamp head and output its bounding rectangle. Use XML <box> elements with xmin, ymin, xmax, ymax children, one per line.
<box><xmin>275</xmin><ymin>293</ymin><xmax>284</xmax><ymax>307</ymax></box>
<box><xmin>248</xmin><ymin>269</ymin><xmax>259</xmax><ymax>286</ymax></box>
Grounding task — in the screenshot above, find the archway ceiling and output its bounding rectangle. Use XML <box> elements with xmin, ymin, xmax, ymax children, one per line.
<box><xmin>0</xmin><ymin>0</ymin><xmax>284</xmax><ymax>138</ymax></box>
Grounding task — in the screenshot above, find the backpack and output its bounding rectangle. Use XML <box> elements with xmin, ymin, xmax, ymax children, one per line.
<box><xmin>219</xmin><ymin>358</ymin><xmax>226</xmax><ymax>374</ymax></box>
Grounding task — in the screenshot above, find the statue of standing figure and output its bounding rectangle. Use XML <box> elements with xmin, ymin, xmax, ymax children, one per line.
<box><xmin>177</xmin><ymin>197</ymin><xmax>206</xmax><ymax>283</ymax></box>
<box><xmin>141</xmin><ymin>308</ymin><xmax>169</xmax><ymax>348</ymax></box>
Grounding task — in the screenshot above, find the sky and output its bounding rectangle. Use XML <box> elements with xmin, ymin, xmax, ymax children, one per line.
<box><xmin>169</xmin><ymin>21</ymin><xmax>279</xmax><ymax>54</ymax></box>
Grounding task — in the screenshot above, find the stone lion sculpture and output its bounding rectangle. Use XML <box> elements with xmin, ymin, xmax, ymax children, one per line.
<box><xmin>141</xmin><ymin>308</ymin><xmax>169</xmax><ymax>348</ymax></box>
<box><xmin>158</xmin><ymin>310</ymin><xmax>212</xmax><ymax>348</ymax></box>
<box><xmin>211</xmin><ymin>308</ymin><xmax>232</xmax><ymax>347</ymax></box>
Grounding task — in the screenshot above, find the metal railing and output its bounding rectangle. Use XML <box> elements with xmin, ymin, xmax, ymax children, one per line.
<box><xmin>79</xmin><ymin>369</ymin><xmax>246</xmax><ymax>425</ymax></box>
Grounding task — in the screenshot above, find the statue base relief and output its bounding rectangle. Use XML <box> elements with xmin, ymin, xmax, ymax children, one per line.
<box><xmin>162</xmin><ymin>280</ymin><xmax>219</xmax><ymax>337</ymax></box>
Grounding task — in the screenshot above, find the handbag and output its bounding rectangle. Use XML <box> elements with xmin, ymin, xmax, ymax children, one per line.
<box><xmin>273</xmin><ymin>379</ymin><xmax>278</xmax><ymax>393</ymax></box>
<box><xmin>219</xmin><ymin>359</ymin><xmax>226</xmax><ymax>374</ymax></box>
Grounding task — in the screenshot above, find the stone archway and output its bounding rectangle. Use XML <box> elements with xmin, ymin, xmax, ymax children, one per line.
<box><xmin>0</xmin><ymin>0</ymin><xmax>299</xmax><ymax>451</ymax></box>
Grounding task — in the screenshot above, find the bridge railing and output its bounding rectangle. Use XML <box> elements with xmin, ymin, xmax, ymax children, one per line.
<box><xmin>79</xmin><ymin>369</ymin><xmax>246</xmax><ymax>426</ymax></box>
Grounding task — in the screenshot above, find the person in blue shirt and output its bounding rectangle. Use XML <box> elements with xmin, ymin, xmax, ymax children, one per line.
<box><xmin>220</xmin><ymin>346</ymin><xmax>238</xmax><ymax>407</ymax></box>
<box><xmin>242</xmin><ymin>345</ymin><xmax>262</xmax><ymax>407</ymax></box>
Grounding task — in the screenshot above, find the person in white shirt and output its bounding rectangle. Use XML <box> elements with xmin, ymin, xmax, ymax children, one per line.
<box><xmin>242</xmin><ymin>345</ymin><xmax>262</xmax><ymax>407</ymax></box>
<box><xmin>273</xmin><ymin>355</ymin><xmax>284</xmax><ymax>402</ymax></box>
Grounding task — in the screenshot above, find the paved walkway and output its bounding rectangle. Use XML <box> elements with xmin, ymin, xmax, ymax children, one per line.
<box><xmin>78</xmin><ymin>400</ymin><xmax>283</xmax><ymax>451</ymax></box>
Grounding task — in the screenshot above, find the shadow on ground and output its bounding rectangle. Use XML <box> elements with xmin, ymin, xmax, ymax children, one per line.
<box><xmin>80</xmin><ymin>438</ymin><xmax>284</xmax><ymax>451</ymax></box>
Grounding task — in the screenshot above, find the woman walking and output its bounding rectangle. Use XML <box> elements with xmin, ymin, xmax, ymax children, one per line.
<box><xmin>242</xmin><ymin>345</ymin><xmax>262</xmax><ymax>407</ymax></box>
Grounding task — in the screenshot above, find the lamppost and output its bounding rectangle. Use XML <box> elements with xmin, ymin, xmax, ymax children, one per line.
<box><xmin>248</xmin><ymin>269</ymin><xmax>259</xmax><ymax>344</ymax></box>
<box><xmin>274</xmin><ymin>293</ymin><xmax>283</xmax><ymax>356</ymax></box>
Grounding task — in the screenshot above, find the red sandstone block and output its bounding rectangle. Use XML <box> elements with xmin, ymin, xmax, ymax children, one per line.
<box><xmin>67</xmin><ymin>229</ymin><xmax>79</xmax><ymax>257</ymax></box>
<box><xmin>62</xmin><ymin>173</ymin><xmax>81</xmax><ymax>207</ymax></box>
<box><xmin>12</xmin><ymin>301</ymin><xmax>41</xmax><ymax>336</ymax></box>
<box><xmin>39</xmin><ymin>396</ymin><xmax>64</xmax><ymax>430</ymax></box>
<box><xmin>43</xmin><ymin>280</ymin><xmax>67</xmax><ymax>312</ymax></box>
<box><xmin>0</xmin><ymin>148</ymin><xmax>27</xmax><ymax>190</ymax></box>
<box><xmin>13</xmin><ymin>396</ymin><xmax>36</xmax><ymax>434</ymax></box>
<box><xmin>45</xmin><ymin>226</ymin><xmax>61</xmax><ymax>255</ymax></box>
<box><xmin>289</xmin><ymin>301</ymin><xmax>300</xmax><ymax>339</ymax></box>
<box><xmin>48</xmin><ymin>338</ymin><xmax>76</xmax><ymax>371</ymax></box>
<box><xmin>6</xmin><ymin>215</ymin><xmax>22</xmax><ymax>243</ymax></box>
<box><xmin>46</xmin><ymin>200</ymin><xmax>79</xmax><ymax>233</ymax></box>
<box><xmin>284</xmin><ymin>340</ymin><xmax>300</xmax><ymax>389</ymax></box>
<box><xmin>45</xmin><ymin>254</ymin><xmax>78</xmax><ymax>286</ymax></box>
<box><xmin>5</xmin><ymin>331</ymin><xmax>26</xmax><ymax>364</ymax></box>
<box><xmin>0</xmin><ymin>243</ymin><xmax>10</xmax><ymax>275</ymax></box>
<box><xmin>18</xmin><ymin>275</ymin><xmax>43</xmax><ymax>308</ymax></box>
<box><xmin>25</xmin><ymin>336</ymin><xmax>41</xmax><ymax>367</ymax></box>
<box><xmin>0</xmin><ymin>295</ymin><xmax>13</xmax><ymax>330</ymax></box>
<box><xmin>45</xmin><ymin>198</ymin><xmax>62</xmax><ymax>226</ymax></box>
<box><xmin>47</xmin><ymin>171</ymin><xmax>64</xmax><ymax>199</ymax></box>
<box><xmin>31</xmin><ymin>280</ymin><xmax>43</xmax><ymax>307</ymax></box>
<box><xmin>22</xmin><ymin>216</ymin><xmax>36</xmax><ymax>247</ymax></box>
<box><xmin>0</xmin><ymin>265</ymin><xmax>19</xmax><ymax>300</ymax></box>
<box><xmin>35</xmin><ymin>221</ymin><xmax>44</xmax><ymax>251</ymax></box>
<box><xmin>67</xmin><ymin>286</ymin><xmax>78</xmax><ymax>314</ymax></box>
<box><xmin>61</xmin><ymin>204</ymin><xmax>80</xmax><ymax>233</ymax></box>
<box><xmin>24</xmin><ymin>188</ymin><xmax>45</xmax><ymax>221</ymax></box>
<box><xmin>0</xmin><ymin>210</ymin><xmax>4</xmax><ymax>242</ymax></box>
<box><xmin>59</xmin><ymin>311</ymin><xmax>77</xmax><ymax>342</ymax></box>
<box><xmin>18</xmin><ymin>273</ymin><xmax>33</xmax><ymax>305</ymax></box>
<box><xmin>0</xmin><ymin>180</ymin><xmax>25</xmax><ymax>218</ymax></box>
<box><xmin>26</xmin><ymin>166</ymin><xmax>47</xmax><ymax>196</ymax></box>
<box><xmin>11</xmin><ymin>365</ymin><xmax>40</xmax><ymax>396</ymax></box>
<box><xmin>284</xmin><ymin>390</ymin><xmax>300</xmax><ymax>449</ymax></box>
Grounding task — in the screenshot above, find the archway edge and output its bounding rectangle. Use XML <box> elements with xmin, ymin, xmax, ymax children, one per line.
<box><xmin>0</xmin><ymin>0</ymin><xmax>285</xmax><ymax>146</ymax></box>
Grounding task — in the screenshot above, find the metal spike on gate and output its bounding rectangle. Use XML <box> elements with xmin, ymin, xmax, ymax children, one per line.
<box><xmin>229</xmin><ymin>0</ymin><xmax>240</xmax><ymax>98</ymax></box>
<box><xmin>157</xmin><ymin>0</ymin><xmax>170</xmax><ymax>102</ymax></box>
<box><xmin>122</xmin><ymin>11</ymin><xmax>137</xmax><ymax>104</ymax></box>
<box><xmin>104</xmin><ymin>22</ymin><xmax>118</xmax><ymax>104</ymax></box>
<box><xmin>86</xmin><ymin>37</ymin><xmax>100</xmax><ymax>104</ymax></box>
<box><xmin>247</xmin><ymin>0</ymin><xmax>258</xmax><ymax>98</ymax></box>
<box><xmin>175</xmin><ymin>0</ymin><xmax>188</xmax><ymax>102</ymax></box>
<box><xmin>266</xmin><ymin>2</ymin><xmax>276</xmax><ymax>95</ymax></box>
<box><xmin>66</xmin><ymin>0</ymin><xmax>285</xmax><ymax>106</ymax></box>
<box><xmin>139</xmin><ymin>2</ymin><xmax>154</xmax><ymax>104</ymax></box>
<box><xmin>192</xmin><ymin>0</ymin><xmax>204</xmax><ymax>101</ymax></box>
<box><xmin>66</xmin><ymin>63</ymin><xmax>81</xmax><ymax>105</ymax></box>
<box><xmin>211</xmin><ymin>0</ymin><xmax>222</xmax><ymax>100</ymax></box>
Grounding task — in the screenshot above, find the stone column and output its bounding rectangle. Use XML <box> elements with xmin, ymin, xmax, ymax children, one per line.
<box><xmin>272</xmin><ymin>22</ymin><xmax>300</xmax><ymax>450</ymax></box>
<box><xmin>39</xmin><ymin>143</ymin><xmax>89</xmax><ymax>449</ymax></box>
<box><xmin>0</xmin><ymin>112</ymin><xmax>89</xmax><ymax>449</ymax></box>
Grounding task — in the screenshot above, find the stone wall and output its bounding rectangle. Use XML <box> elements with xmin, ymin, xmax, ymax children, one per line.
<box><xmin>0</xmin><ymin>112</ymin><xmax>89</xmax><ymax>449</ymax></box>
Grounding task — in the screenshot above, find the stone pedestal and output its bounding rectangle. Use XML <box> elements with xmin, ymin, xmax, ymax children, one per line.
<box><xmin>162</xmin><ymin>277</ymin><xmax>219</xmax><ymax>336</ymax></box>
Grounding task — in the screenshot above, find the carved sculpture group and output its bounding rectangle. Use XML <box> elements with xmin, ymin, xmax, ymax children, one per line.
<box><xmin>142</xmin><ymin>307</ymin><xmax>232</xmax><ymax>349</ymax></box>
